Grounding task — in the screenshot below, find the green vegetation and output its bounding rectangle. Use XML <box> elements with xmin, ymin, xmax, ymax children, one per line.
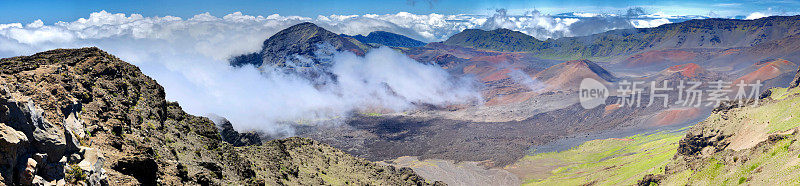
<box><xmin>363</xmin><ymin>112</ymin><xmax>383</xmax><ymax>117</ymax></box>
<box><xmin>65</xmin><ymin>164</ymin><xmax>87</xmax><ymax>184</ymax></box>
<box><xmin>518</xmin><ymin>130</ymin><xmax>686</xmax><ymax>185</ymax></box>
<box><xmin>517</xmin><ymin>87</ymin><xmax>800</xmax><ymax>185</ymax></box>
<box><xmin>444</xmin><ymin>29</ymin><xmax>543</xmax><ymax>53</ymax></box>
<box><xmin>669</xmin><ymin>136</ymin><xmax>800</xmax><ymax>185</ymax></box>
<box><xmin>745</xmin><ymin>87</ymin><xmax>800</xmax><ymax>132</ymax></box>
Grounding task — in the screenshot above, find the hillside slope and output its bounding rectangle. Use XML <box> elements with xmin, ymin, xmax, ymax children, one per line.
<box><xmin>444</xmin><ymin>29</ymin><xmax>543</xmax><ymax>52</ymax></box>
<box><xmin>510</xmin><ymin>67</ymin><xmax>800</xmax><ymax>185</ymax></box>
<box><xmin>0</xmin><ymin>48</ymin><xmax>438</xmax><ymax>185</ymax></box>
<box><xmin>533</xmin><ymin>59</ymin><xmax>616</xmax><ymax>91</ymax></box>
<box><xmin>344</xmin><ymin>31</ymin><xmax>426</xmax><ymax>48</ymax></box>
<box><xmin>443</xmin><ymin>16</ymin><xmax>800</xmax><ymax>60</ymax></box>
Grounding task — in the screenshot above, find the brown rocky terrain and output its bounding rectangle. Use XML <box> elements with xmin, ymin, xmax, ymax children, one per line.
<box><xmin>0</xmin><ymin>47</ymin><xmax>439</xmax><ymax>185</ymax></box>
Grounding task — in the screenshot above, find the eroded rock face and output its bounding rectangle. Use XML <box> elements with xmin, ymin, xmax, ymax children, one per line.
<box><xmin>0</xmin><ymin>123</ymin><xmax>27</xmax><ymax>182</ymax></box>
<box><xmin>0</xmin><ymin>93</ymin><xmax>105</xmax><ymax>185</ymax></box>
<box><xmin>790</xmin><ymin>66</ymin><xmax>800</xmax><ymax>88</ymax></box>
<box><xmin>229</xmin><ymin>22</ymin><xmax>369</xmax><ymax>68</ymax></box>
<box><xmin>0</xmin><ymin>48</ymin><xmax>438</xmax><ymax>185</ymax></box>
<box><xmin>214</xmin><ymin>117</ymin><xmax>263</xmax><ymax>147</ymax></box>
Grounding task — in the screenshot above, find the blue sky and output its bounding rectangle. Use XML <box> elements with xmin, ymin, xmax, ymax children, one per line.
<box><xmin>1</xmin><ymin>0</ymin><xmax>799</xmax><ymax>24</ymax></box>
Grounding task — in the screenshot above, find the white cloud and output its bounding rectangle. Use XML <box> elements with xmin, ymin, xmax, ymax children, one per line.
<box><xmin>26</xmin><ymin>19</ymin><xmax>44</xmax><ymax>28</ymax></box>
<box><xmin>746</xmin><ymin>12</ymin><xmax>770</xmax><ymax>20</ymax></box>
<box><xmin>0</xmin><ymin>11</ymin><xmax>482</xmax><ymax>135</ymax></box>
<box><xmin>476</xmin><ymin>9</ymin><xmax>677</xmax><ymax>40</ymax></box>
<box><xmin>630</xmin><ymin>18</ymin><xmax>672</xmax><ymax>28</ymax></box>
<box><xmin>0</xmin><ymin>10</ymin><xmax>706</xmax><ymax>133</ymax></box>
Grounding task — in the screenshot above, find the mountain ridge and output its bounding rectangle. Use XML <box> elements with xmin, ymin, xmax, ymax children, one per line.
<box><xmin>0</xmin><ymin>47</ymin><xmax>440</xmax><ymax>185</ymax></box>
<box><xmin>442</xmin><ymin>16</ymin><xmax>800</xmax><ymax>61</ymax></box>
<box><xmin>343</xmin><ymin>31</ymin><xmax>426</xmax><ymax>48</ymax></box>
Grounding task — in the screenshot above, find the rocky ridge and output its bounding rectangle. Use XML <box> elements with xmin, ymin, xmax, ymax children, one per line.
<box><xmin>0</xmin><ymin>47</ymin><xmax>439</xmax><ymax>185</ymax></box>
<box><xmin>343</xmin><ymin>31</ymin><xmax>426</xmax><ymax>48</ymax></box>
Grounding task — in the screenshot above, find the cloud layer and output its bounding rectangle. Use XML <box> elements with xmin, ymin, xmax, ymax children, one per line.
<box><xmin>0</xmin><ymin>11</ymin><xmax>484</xmax><ymax>135</ymax></box>
<box><xmin>0</xmin><ymin>10</ymin><xmax>774</xmax><ymax>134</ymax></box>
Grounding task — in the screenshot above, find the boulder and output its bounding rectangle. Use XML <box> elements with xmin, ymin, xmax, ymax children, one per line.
<box><xmin>63</xmin><ymin>102</ymin><xmax>85</xmax><ymax>139</ymax></box>
<box><xmin>87</xmin><ymin>168</ymin><xmax>108</xmax><ymax>186</ymax></box>
<box><xmin>19</xmin><ymin>158</ymin><xmax>37</xmax><ymax>185</ymax></box>
<box><xmin>29</xmin><ymin>175</ymin><xmax>46</xmax><ymax>186</ymax></box>
<box><xmin>78</xmin><ymin>147</ymin><xmax>107</xmax><ymax>185</ymax></box>
<box><xmin>40</xmin><ymin>160</ymin><xmax>66</xmax><ymax>183</ymax></box>
<box><xmin>24</xmin><ymin>101</ymin><xmax>69</xmax><ymax>162</ymax></box>
<box><xmin>0</xmin><ymin>123</ymin><xmax>28</xmax><ymax>182</ymax></box>
<box><xmin>77</xmin><ymin>147</ymin><xmax>103</xmax><ymax>172</ymax></box>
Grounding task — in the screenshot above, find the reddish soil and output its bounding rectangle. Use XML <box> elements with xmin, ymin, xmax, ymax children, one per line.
<box><xmin>481</xmin><ymin>68</ymin><xmax>512</xmax><ymax>82</ymax></box>
<box><xmin>484</xmin><ymin>91</ymin><xmax>536</xmax><ymax>106</ymax></box>
<box><xmin>649</xmin><ymin>108</ymin><xmax>700</xmax><ymax>126</ymax></box>
<box><xmin>734</xmin><ymin>58</ymin><xmax>796</xmax><ymax>85</ymax></box>
<box><xmin>470</xmin><ymin>53</ymin><xmax>520</xmax><ymax>64</ymax></box>
<box><xmin>662</xmin><ymin>63</ymin><xmax>705</xmax><ymax>77</ymax></box>
<box><xmin>534</xmin><ymin>60</ymin><xmax>611</xmax><ymax>91</ymax></box>
<box><xmin>623</xmin><ymin>50</ymin><xmax>698</xmax><ymax>68</ymax></box>
<box><xmin>720</xmin><ymin>48</ymin><xmax>741</xmax><ymax>56</ymax></box>
<box><xmin>603</xmin><ymin>104</ymin><xmax>621</xmax><ymax>116</ymax></box>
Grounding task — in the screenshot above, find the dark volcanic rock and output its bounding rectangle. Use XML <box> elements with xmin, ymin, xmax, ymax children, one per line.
<box><xmin>298</xmin><ymin>97</ymin><xmax>668</xmax><ymax>168</ymax></box>
<box><xmin>344</xmin><ymin>31</ymin><xmax>426</xmax><ymax>48</ymax></box>
<box><xmin>214</xmin><ymin>117</ymin><xmax>263</xmax><ymax>147</ymax></box>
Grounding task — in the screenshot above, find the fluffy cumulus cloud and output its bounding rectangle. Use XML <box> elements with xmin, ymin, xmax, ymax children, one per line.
<box><xmin>477</xmin><ymin>8</ymin><xmax>676</xmax><ymax>40</ymax></box>
<box><xmin>0</xmin><ymin>9</ymin><xmax>711</xmax><ymax>134</ymax></box>
<box><xmin>0</xmin><ymin>11</ymin><xmax>485</xmax><ymax>135</ymax></box>
<box><xmin>316</xmin><ymin>12</ymin><xmax>484</xmax><ymax>42</ymax></box>
<box><xmin>630</xmin><ymin>18</ymin><xmax>671</xmax><ymax>28</ymax></box>
<box><xmin>745</xmin><ymin>12</ymin><xmax>771</xmax><ymax>20</ymax></box>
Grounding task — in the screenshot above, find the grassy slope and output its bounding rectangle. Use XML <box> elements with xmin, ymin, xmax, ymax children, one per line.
<box><xmin>514</xmin><ymin>130</ymin><xmax>685</xmax><ymax>185</ymax></box>
<box><xmin>514</xmin><ymin>87</ymin><xmax>800</xmax><ymax>185</ymax></box>
<box><xmin>661</xmin><ymin>87</ymin><xmax>800</xmax><ymax>185</ymax></box>
<box><xmin>663</xmin><ymin>136</ymin><xmax>800</xmax><ymax>185</ymax></box>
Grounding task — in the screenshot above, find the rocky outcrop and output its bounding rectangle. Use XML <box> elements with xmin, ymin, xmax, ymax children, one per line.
<box><xmin>213</xmin><ymin>117</ymin><xmax>263</xmax><ymax>147</ymax></box>
<box><xmin>0</xmin><ymin>91</ymin><xmax>106</xmax><ymax>185</ymax></box>
<box><xmin>229</xmin><ymin>22</ymin><xmax>370</xmax><ymax>68</ymax></box>
<box><xmin>0</xmin><ymin>47</ymin><xmax>438</xmax><ymax>185</ymax></box>
<box><xmin>790</xmin><ymin>66</ymin><xmax>800</xmax><ymax>88</ymax></box>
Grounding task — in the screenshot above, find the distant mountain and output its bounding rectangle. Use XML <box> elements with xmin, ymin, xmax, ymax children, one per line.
<box><xmin>229</xmin><ymin>22</ymin><xmax>371</xmax><ymax>68</ymax></box>
<box><xmin>444</xmin><ymin>28</ymin><xmax>543</xmax><ymax>52</ymax></box>
<box><xmin>443</xmin><ymin>16</ymin><xmax>800</xmax><ymax>60</ymax></box>
<box><xmin>343</xmin><ymin>31</ymin><xmax>426</xmax><ymax>48</ymax></box>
